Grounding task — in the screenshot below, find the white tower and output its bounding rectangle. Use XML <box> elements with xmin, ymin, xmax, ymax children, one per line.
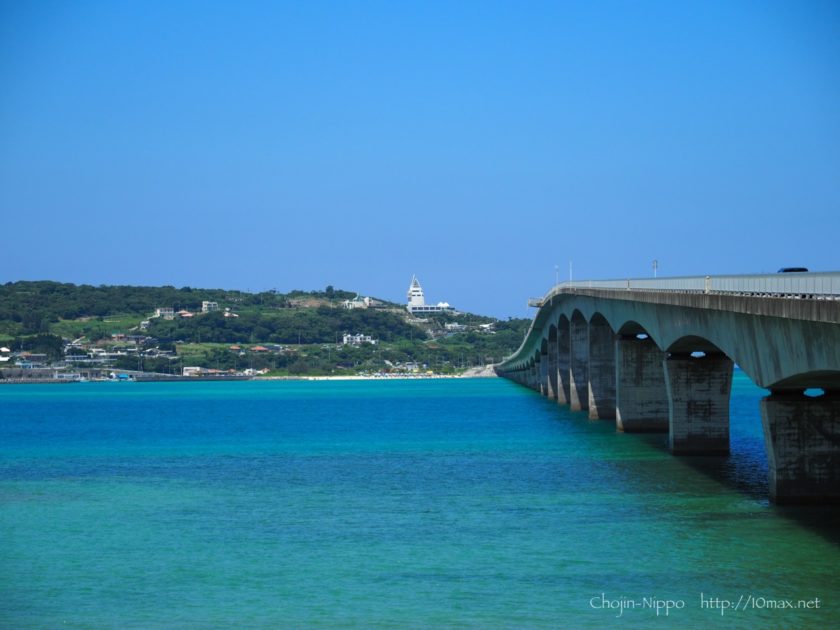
<box><xmin>407</xmin><ymin>275</ymin><xmax>425</xmax><ymax>311</ymax></box>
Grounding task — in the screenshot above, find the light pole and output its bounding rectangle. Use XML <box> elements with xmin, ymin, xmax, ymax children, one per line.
<box><xmin>653</xmin><ymin>259</ymin><xmax>659</xmax><ymax>278</ymax></box>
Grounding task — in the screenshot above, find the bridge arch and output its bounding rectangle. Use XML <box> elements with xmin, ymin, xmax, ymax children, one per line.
<box><xmin>569</xmin><ymin>311</ymin><xmax>589</xmax><ymax>411</ymax></box>
<box><xmin>537</xmin><ymin>340</ymin><xmax>550</xmax><ymax>396</ymax></box>
<box><xmin>616</xmin><ymin>320</ymin><xmax>663</xmax><ymax>350</ymax></box>
<box><xmin>769</xmin><ymin>370</ymin><xmax>840</xmax><ymax>392</ymax></box>
<box><xmin>587</xmin><ymin>313</ymin><xmax>616</xmax><ymax>420</ymax></box>
<box><xmin>666</xmin><ymin>335</ymin><xmax>726</xmax><ymax>355</ymax></box>
<box><xmin>546</xmin><ymin>325</ymin><xmax>558</xmax><ymax>400</ymax></box>
<box><xmin>663</xmin><ymin>334</ymin><xmax>736</xmax><ymax>456</ymax></box>
<box><xmin>496</xmin><ymin>279</ymin><xmax>840</xmax><ymax>503</ymax></box>
<box><xmin>555</xmin><ymin>315</ymin><xmax>571</xmax><ymax>405</ymax></box>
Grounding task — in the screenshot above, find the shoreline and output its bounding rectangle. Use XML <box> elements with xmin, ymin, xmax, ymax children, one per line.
<box><xmin>0</xmin><ymin>372</ymin><xmax>499</xmax><ymax>384</ymax></box>
<box><xmin>258</xmin><ymin>373</ymin><xmax>498</xmax><ymax>381</ymax></box>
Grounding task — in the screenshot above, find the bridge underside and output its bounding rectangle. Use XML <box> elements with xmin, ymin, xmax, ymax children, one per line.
<box><xmin>497</xmin><ymin>291</ymin><xmax>840</xmax><ymax>504</ymax></box>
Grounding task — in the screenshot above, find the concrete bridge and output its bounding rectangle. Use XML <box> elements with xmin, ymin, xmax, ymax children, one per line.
<box><xmin>495</xmin><ymin>272</ymin><xmax>840</xmax><ymax>504</ymax></box>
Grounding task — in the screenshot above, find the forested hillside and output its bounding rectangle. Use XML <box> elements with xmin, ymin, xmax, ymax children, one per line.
<box><xmin>0</xmin><ymin>280</ymin><xmax>531</xmax><ymax>374</ymax></box>
<box><xmin>0</xmin><ymin>281</ymin><xmax>357</xmax><ymax>337</ymax></box>
<box><xmin>147</xmin><ymin>307</ymin><xmax>421</xmax><ymax>344</ymax></box>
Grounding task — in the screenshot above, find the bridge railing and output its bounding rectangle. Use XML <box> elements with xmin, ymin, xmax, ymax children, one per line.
<box><xmin>505</xmin><ymin>271</ymin><xmax>840</xmax><ymax>369</ymax></box>
<box><xmin>544</xmin><ymin>272</ymin><xmax>840</xmax><ymax>300</ymax></box>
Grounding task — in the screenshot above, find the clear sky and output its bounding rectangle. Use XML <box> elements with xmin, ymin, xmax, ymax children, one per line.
<box><xmin>2</xmin><ymin>1</ymin><xmax>838</xmax><ymax>317</ymax></box>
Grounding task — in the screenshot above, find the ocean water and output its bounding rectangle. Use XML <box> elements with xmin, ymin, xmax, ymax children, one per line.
<box><xmin>1</xmin><ymin>374</ymin><xmax>838</xmax><ymax>628</ymax></box>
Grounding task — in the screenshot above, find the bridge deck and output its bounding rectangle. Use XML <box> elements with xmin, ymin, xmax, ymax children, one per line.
<box><xmin>544</xmin><ymin>288</ymin><xmax>840</xmax><ymax>324</ymax></box>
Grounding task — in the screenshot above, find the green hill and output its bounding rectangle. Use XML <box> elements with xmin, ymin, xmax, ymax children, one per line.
<box><xmin>0</xmin><ymin>281</ymin><xmax>530</xmax><ymax>375</ymax></box>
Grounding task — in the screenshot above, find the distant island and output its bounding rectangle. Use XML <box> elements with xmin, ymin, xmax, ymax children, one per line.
<box><xmin>0</xmin><ymin>281</ymin><xmax>529</xmax><ymax>381</ymax></box>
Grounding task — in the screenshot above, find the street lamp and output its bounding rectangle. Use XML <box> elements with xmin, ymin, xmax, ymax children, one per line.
<box><xmin>652</xmin><ymin>259</ymin><xmax>659</xmax><ymax>278</ymax></box>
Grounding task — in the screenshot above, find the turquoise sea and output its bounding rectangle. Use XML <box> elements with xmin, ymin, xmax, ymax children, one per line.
<box><xmin>1</xmin><ymin>374</ymin><xmax>839</xmax><ymax>628</ymax></box>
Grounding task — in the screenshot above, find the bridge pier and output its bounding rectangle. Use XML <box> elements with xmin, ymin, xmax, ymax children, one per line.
<box><xmin>588</xmin><ymin>317</ymin><xmax>616</xmax><ymax>420</ymax></box>
<box><xmin>499</xmin><ymin>276</ymin><xmax>840</xmax><ymax>504</ymax></box>
<box><xmin>569</xmin><ymin>314</ymin><xmax>589</xmax><ymax>411</ymax></box>
<box><xmin>615</xmin><ymin>335</ymin><xmax>668</xmax><ymax>432</ymax></box>
<box><xmin>665</xmin><ymin>353</ymin><xmax>733</xmax><ymax>454</ymax></box>
<box><xmin>546</xmin><ymin>337</ymin><xmax>558</xmax><ymax>400</ymax></box>
<box><xmin>538</xmin><ymin>354</ymin><xmax>549</xmax><ymax>396</ymax></box>
<box><xmin>761</xmin><ymin>391</ymin><xmax>840</xmax><ymax>504</ymax></box>
<box><xmin>556</xmin><ymin>320</ymin><xmax>571</xmax><ymax>405</ymax></box>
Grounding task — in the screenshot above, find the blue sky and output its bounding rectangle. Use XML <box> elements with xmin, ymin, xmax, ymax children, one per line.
<box><xmin>2</xmin><ymin>1</ymin><xmax>838</xmax><ymax>317</ymax></box>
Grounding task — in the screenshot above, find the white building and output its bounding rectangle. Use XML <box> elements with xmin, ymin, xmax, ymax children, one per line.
<box><xmin>342</xmin><ymin>295</ymin><xmax>371</xmax><ymax>310</ymax></box>
<box><xmin>154</xmin><ymin>307</ymin><xmax>175</xmax><ymax>319</ymax></box>
<box><xmin>342</xmin><ymin>333</ymin><xmax>377</xmax><ymax>346</ymax></box>
<box><xmin>202</xmin><ymin>301</ymin><xmax>219</xmax><ymax>313</ymax></box>
<box><xmin>445</xmin><ymin>322</ymin><xmax>467</xmax><ymax>332</ymax></box>
<box><xmin>406</xmin><ymin>275</ymin><xmax>455</xmax><ymax>314</ymax></box>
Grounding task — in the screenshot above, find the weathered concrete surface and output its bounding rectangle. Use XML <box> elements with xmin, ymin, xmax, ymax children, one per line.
<box><xmin>538</xmin><ymin>354</ymin><xmax>549</xmax><ymax>397</ymax></box>
<box><xmin>666</xmin><ymin>354</ymin><xmax>733</xmax><ymax>454</ymax></box>
<box><xmin>499</xmin><ymin>290</ymin><xmax>840</xmax><ymax>390</ymax></box>
<box><xmin>615</xmin><ymin>336</ymin><xmax>668</xmax><ymax>432</ymax></box>
<box><xmin>568</xmin><ymin>288</ymin><xmax>840</xmax><ymax>325</ymax></box>
<box><xmin>546</xmin><ymin>328</ymin><xmax>558</xmax><ymax>400</ymax></box>
<box><xmin>761</xmin><ymin>393</ymin><xmax>840</xmax><ymax>504</ymax></box>
<box><xmin>569</xmin><ymin>313</ymin><xmax>589</xmax><ymax>411</ymax></box>
<box><xmin>556</xmin><ymin>319</ymin><xmax>571</xmax><ymax>405</ymax></box>
<box><xmin>494</xmin><ymin>286</ymin><xmax>840</xmax><ymax>504</ymax></box>
<box><xmin>588</xmin><ymin>316</ymin><xmax>616</xmax><ymax>420</ymax></box>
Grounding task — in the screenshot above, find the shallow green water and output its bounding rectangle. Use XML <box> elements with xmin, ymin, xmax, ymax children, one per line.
<box><xmin>1</xmin><ymin>375</ymin><xmax>838</xmax><ymax>628</ymax></box>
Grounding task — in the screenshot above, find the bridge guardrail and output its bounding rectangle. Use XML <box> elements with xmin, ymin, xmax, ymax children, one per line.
<box><xmin>510</xmin><ymin>272</ymin><xmax>840</xmax><ymax>368</ymax></box>
<box><xmin>544</xmin><ymin>272</ymin><xmax>840</xmax><ymax>300</ymax></box>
